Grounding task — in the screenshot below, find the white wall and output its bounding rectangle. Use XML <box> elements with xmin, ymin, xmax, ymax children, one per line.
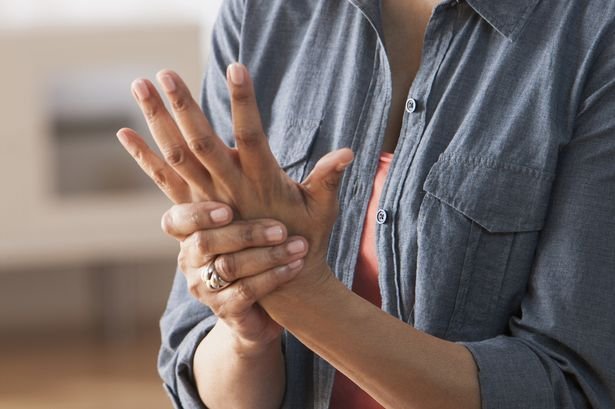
<box><xmin>0</xmin><ymin>0</ymin><xmax>223</xmax><ymax>27</ymax></box>
<box><xmin>0</xmin><ymin>0</ymin><xmax>224</xmax><ymax>65</ymax></box>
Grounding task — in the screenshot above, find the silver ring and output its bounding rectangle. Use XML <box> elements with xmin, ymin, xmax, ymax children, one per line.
<box><xmin>201</xmin><ymin>259</ymin><xmax>231</xmax><ymax>291</ymax></box>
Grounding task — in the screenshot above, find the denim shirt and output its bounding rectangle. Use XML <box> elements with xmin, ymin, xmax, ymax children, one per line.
<box><xmin>158</xmin><ymin>0</ymin><xmax>615</xmax><ymax>407</ymax></box>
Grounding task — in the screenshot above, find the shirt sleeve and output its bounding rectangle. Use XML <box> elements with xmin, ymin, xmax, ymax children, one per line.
<box><xmin>157</xmin><ymin>1</ymin><xmax>245</xmax><ymax>408</ymax></box>
<box><xmin>460</xmin><ymin>28</ymin><xmax>615</xmax><ymax>409</ymax></box>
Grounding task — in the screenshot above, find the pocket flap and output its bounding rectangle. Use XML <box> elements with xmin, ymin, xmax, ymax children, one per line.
<box><xmin>268</xmin><ymin>118</ymin><xmax>320</xmax><ymax>169</ymax></box>
<box><xmin>423</xmin><ymin>154</ymin><xmax>555</xmax><ymax>233</ymax></box>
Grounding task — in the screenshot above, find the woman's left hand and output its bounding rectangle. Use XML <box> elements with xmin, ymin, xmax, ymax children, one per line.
<box><xmin>117</xmin><ymin>64</ymin><xmax>353</xmax><ymax>290</ymax></box>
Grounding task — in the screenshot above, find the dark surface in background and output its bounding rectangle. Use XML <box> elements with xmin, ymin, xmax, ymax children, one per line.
<box><xmin>0</xmin><ymin>260</ymin><xmax>177</xmax><ymax>409</ymax></box>
<box><xmin>0</xmin><ymin>334</ymin><xmax>170</xmax><ymax>409</ymax></box>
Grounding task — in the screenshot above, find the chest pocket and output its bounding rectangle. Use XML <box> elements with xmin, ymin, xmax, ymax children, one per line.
<box><xmin>415</xmin><ymin>154</ymin><xmax>554</xmax><ymax>341</ymax></box>
<box><xmin>267</xmin><ymin>118</ymin><xmax>321</xmax><ymax>182</ymax></box>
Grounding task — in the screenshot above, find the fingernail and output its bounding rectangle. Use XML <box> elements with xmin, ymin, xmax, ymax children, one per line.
<box><xmin>133</xmin><ymin>79</ymin><xmax>150</xmax><ymax>101</ymax></box>
<box><xmin>288</xmin><ymin>260</ymin><xmax>303</xmax><ymax>269</ymax></box>
<box><xmin>275</xmin><ymin>260</ymin><xmax>303</xmax><ymax>277</ymax></box>
<box><xmin>210</xmin><ymin>208</ymin><xmax>230</xmax><ymax>223</ymax></box>
<box><xmin>265</xmin><ymin>226</ymin><xmax>284</xmax><ymax>242</ymax></box>
<box><xmin>159</xmin><ymin>74</ymin><xmax>176</xmax><ymax>93</ymax></box>
<box><xmin>116</xmin><ymin>130</ymin><xmax>128</xmax><ymax>145</ymax></box>
<box><xmin>275</xmin><ymin>265</ymin><xmax>290</xmax><ymax>275</ymax></box>
<box><xmin>287</xmin><ymin>239</ymin><xmax>306</xmax><ymax>254</ymax></box>
<box><xmin>228</xmin><ymin>63</ymin><xmax>245</xmax><ymax>86</ymax></box>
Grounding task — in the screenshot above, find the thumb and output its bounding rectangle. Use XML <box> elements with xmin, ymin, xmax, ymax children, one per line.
<box><xmin>301</xmin><ymin>148</ymin><xmax>354</xmax><ymax>212</ymax></box>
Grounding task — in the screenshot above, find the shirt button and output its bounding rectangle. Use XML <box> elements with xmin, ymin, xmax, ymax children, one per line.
<box><xmin>405</xmin><ymin>97</ymin><xmax>417</xmax><ymax>113</ymax></box>
<box><xmin>376</xmin><ymin>209</ymin><xmax>388</xmax><ymax>225</ymax></box>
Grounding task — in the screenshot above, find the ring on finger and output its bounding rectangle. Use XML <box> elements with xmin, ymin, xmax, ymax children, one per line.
<box><xmin>201</xmin><ymin>259</ymin><xmax>231</xmax><ymax>291</ymax></box>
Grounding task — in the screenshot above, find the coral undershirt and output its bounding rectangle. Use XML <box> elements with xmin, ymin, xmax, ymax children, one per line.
<box><xmin>329</xmin><ymin>152</ymin><xmax>393</xmax><ymax>409</ymax></box>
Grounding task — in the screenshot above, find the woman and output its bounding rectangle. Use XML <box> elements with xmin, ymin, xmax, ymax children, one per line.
<box><xmin>117</xmin><ymin>0</ymin><xmax>615</xmax><ymax>407</ymax></box>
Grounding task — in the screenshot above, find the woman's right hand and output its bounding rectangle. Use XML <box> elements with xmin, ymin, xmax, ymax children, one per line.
<box><xmin>162</xmin><ymin>200</ymin><xmax>309</xmax><ymax>354</ymax></box>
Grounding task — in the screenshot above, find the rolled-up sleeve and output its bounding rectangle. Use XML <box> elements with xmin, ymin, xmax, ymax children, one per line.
<box><xmin>157</xmin><ymin>1</ymin><xmax>244</xmax><ymax>408</ymax></box>
<box><xmin>158</xmin><ymin>269</ymin><xmax>218</xmax><ymax>408</ymax></box>
<box><xmin>461</xmin><ymin>29</ymin><xmax>615</xmax><ymax>408</ymax></box>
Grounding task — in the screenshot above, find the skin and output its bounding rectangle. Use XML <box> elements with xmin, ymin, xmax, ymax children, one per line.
<box><xmin>118</xmin><ymin>1</ymin><xmax>480</xmax><ymax>408</ymax></box>
<box><xmin>162</xmin><ymin>202</ymin><xmax>303</xmax><ymax>408</ymax></box>
<box><xmin>380</xmin><ymin>0</ymin><xmax>435</xmax><ymax>151</ymax></box>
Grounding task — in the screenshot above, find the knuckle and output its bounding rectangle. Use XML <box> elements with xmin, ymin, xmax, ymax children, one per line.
<box><xmin>322</xmin><ymin>177</ymin><xmax>340</xmax><ymax>192</ymax></box>
<box><xmin>144</xmin><ymin>105</ymin><xmax>159</xmax><ymax>123</ymax></box>
<box><xmin>187</xmin><ymin>277</ymin><xmax>201</xmax><ymax>299</ymax></box>
<box><xmin>194</xmin><ymin>232</ymin><xmax>212</xmax><ymax>255</ymax></box>
<box><xmin>152</xmin><ymin>168</ymin><xmax>168</xmax><ymax>189</ymax></box>
<box><xmin>240</xmin><ymin>224</ymin><xmax>256</xmax><ymax>245</ymax></box>
<box><xmin>231</xmin><ymin>88</ymin><xmax>251</xmax><ymax>105</ymax></box>
<box><xmin>234</xmin><ymin>280</ymin><xmax>255</xmax><ymax>303</ymax></box>
<box><xmin>171</xmin><ymin>94</ymin><xmax>191</xmax><ymax>113</ymax></box>
<box><xmin>215</xmin><ymin>255</ymin><xmax>237</xmax><ymax>281</ymax></box>
<box><xmin>213</xmin><ymin>300</ymin><xmax>228</xmax><ymax>319</ymax></box>
<box><xmin>188</xmin><ymin>136</ymin><xmax>216</xmax><ymax>156</ymax></box>
<box><xmin>235</xmin><ymin>127</ymin><xmax>263</xmax><ymax>148</ymax></box>
<box><xmin>132</xmin><ymin>148</ymin><xmax>145</xmax><ymax>164</ymax></box>
<box><xmin>269</xmin><ymin>245</ymin><xmax>286</xmax><ymax>263</ymax></box>
<box><xmin>162</xmin><ymin>145</ymin><xmax>186</xmax><ymax>167</ymax></box>
<box><xmin>190</xmin><ymin>211</ymin><xmax>201</xmax><ymax>230</ymax></box>
<box><xmin>177</xmin><ymin>251</ymin><xmax>189</xmax><ymax>272</ymax></box>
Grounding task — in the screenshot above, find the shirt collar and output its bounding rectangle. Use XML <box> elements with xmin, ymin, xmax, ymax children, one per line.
<box><xmin>348</xmin><ymin>0</ymin><xmax>541</xmax><ymax>42</ymax></box>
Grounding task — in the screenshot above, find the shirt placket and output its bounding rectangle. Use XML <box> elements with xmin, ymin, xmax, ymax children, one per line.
<box><xmin>317</xmin><ymin>3</ymin><xmax>393</xmax><ymax>407</ymax></box>
<box><xmin>377</xmin><ymin>1</ymin><xmax>462</xmax><ymax>322</ymax></box>
<box><xmin>332</xmin><ymin>0</ymin><xmax>390</xmax><ymax>289</ymax></box>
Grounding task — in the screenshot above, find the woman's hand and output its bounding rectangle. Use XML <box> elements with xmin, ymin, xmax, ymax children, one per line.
<box><xmin>163</xmin><ymin>200</ymin><xmax>301</xmax><ymax>409</ymax></box>
<box><xmin>118</xmin><ymin>65</ymin><xmax>482</xmax><ymax>409</ymax></box>
<box><xmin>117</xmin><ymin>63</ymin><xmax>353</xmax><ymax>291</ymax></box>
<box><xmin>162</xmin><ymin>201</ymin><xmax>308</xmax><ymax>352</ymax></box>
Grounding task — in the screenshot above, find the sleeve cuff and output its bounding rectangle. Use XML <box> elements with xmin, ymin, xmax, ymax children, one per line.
<box><xmin>160</xmin><ymin>315</ymin><xmax>218</xmax><ymax>409</ymax></box>
<box><xmin>460</xmin><ymin>336</ymin><xmax>556</xmax><ymax>409</ymax></box>
<box><xmin>163</xmin><ymin>382</ymin><xmax>184</xmax><ymax>409</ymax></box>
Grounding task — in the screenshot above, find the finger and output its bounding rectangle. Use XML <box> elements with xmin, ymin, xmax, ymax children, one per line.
<box><xmin>302</xmin><ymin>148</ymin><xmax>354</xmax><ymax>209</ymax></box>
<box><xmin>180</xmin><ymin>219</ymin><xmax>288</xmax><ymax>262</ymax></box>
<box><xmin>161</xmin><ymin>202</ymin><xmax>234</xmax><ymax>239</ymax></box>
<box><xmin>211</xmin><ymin>259</ymin><xmax>304</xmax><ymax>319</ymax></box>
<box><xmin>131</xmin><ymin>78</ymin><xmax>212</xmax><ymax>190</ymax></box>
<box><xmin>117</xmin><ymin>128</ymin><xmax>190</xmax><ymax>203</ymax></box>
<box><xmin>213</xmin><ymin>236</ymin><xmax>308</xmax><ymax>282</ymax></box>
<box><xmin>226</xmin><ymin>63</ymin><xmax>278</xmax><ymax>178</ymax></box>
<box><xmin>156</xmin><ymin>70</ymin><xmax>237</xmax><ymax>180</ymax></box>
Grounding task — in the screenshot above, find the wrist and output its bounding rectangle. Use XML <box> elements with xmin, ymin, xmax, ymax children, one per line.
<box><xmin>217</xmin><ymin>320</ymin><xmax>282</xmax><ymax>360</ymax></box>
<box><xmin>289</xmin><ymin>245</ymin><xmax>334</xmax><ymax>287</ymax></box>
<box><xmin>263</xmin><ymin>262</ymin><xmax>346</xmax><ymax>321</ymax></box>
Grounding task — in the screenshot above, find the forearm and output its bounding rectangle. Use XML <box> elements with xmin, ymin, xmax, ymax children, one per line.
<box><xmin>193</xmin><ymin>320</ymin><xmax>285</xmax><ymax>409</ymax></box>
<box><xmin>261</xmin><ymin>276</ymin><xmax>480</xmax><ymax>409</ymax></box>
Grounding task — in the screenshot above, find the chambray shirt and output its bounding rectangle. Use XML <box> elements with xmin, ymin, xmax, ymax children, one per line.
<box><xmin>158</xmin><ymin>0</ymin><xmax>615</xmax><ymax>408</ymax></box>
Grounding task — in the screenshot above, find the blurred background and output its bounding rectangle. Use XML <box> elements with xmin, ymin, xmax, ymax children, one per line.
<box><xmin>0</xmin><ymin>1</ymin><xmax>223</xmax><ymax>407</ymax></box>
